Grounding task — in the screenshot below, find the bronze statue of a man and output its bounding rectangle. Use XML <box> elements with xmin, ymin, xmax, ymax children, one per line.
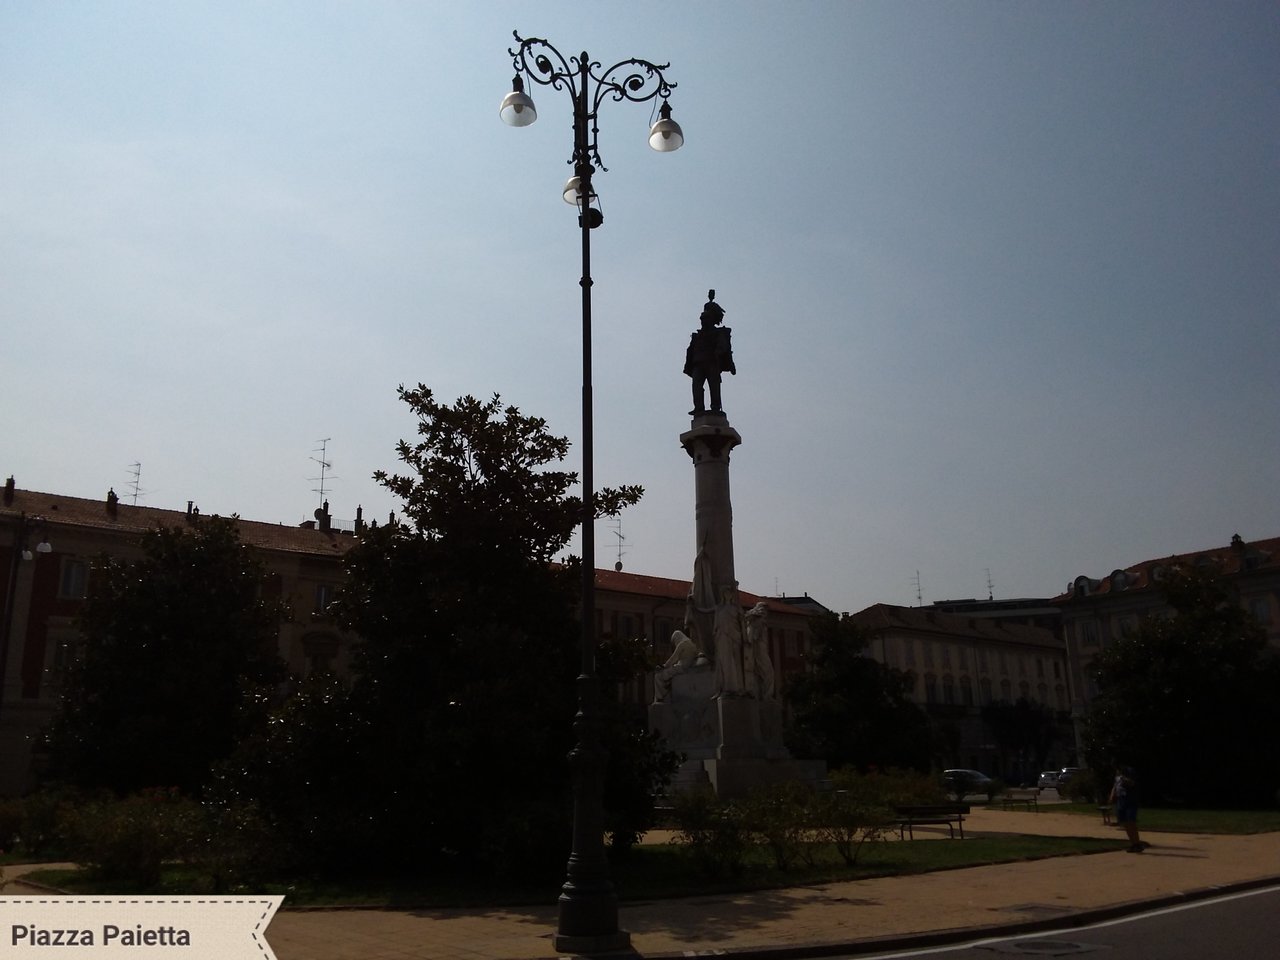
<box><xmin>684</xmin><ymin>289</ymin><xmax>736</xmax><ymax>414</ymax></box>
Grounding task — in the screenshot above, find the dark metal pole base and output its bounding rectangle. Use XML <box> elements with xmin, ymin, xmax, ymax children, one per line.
<box><xmin>553</xmin><ymin>922</ymin><xmax>631</xmax><ymax>956</ymax></box>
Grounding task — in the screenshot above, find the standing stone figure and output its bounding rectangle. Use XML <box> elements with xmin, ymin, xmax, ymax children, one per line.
<box><xmin>745</xmin><ymin>601</ymin><xmax>776</xmax><ymax>700</ymax></box>
<box><xmin>684</xmin><ymin>289</ymin><xmax>736</xmax><ymax>414</ymax></box>
<box><xmin>712</xmin><ymin>586</ymin><xmax>746</xmax><ymax>697</ymax></box>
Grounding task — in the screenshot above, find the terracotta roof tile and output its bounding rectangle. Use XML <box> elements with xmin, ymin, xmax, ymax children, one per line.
<box><xmin>1</xmin><ymin>487</ymin><xmax>357</xmax><ymax>557</ymax></box>
<box><xmin>1052</xmin><ymin>534</ymin><xmax>1280</xmax><ymax>603</ymax></box>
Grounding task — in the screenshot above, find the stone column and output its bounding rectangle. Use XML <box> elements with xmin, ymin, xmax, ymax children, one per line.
<box><xmin>680</xmin><ymin>411</ymin><xmax>741</xmax><ymax>600</ymax></box>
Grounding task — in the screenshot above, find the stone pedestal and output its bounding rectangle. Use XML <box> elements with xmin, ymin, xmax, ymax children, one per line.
<box><xmin>650</xmin><ymin>405</ymin><xmax>826</xmax><ymax>800</ymax></box>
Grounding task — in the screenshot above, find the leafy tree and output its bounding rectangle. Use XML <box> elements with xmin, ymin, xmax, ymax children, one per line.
<box><xmin>596</xmin><ymin>634</ymin><xmax>682</xmax><ymax>852</ymax></box>
<box><xmin>1083</xmin><ymin>566</ymin><xmax>1280</xmax><ymax>806</ymax></box>
<box><xmin>46</xmin><ymin>516</ymin><xmax>285</xmax><ymax>796</ymax></box>
<box><xmin>785</xmin><ymin>612</ymin><xmax>932</xmax><ymax>772</ymax></box>
<box><xmin>226</xmin><ymin>386</ymin><xmax>648</xmax><ymax>875</ymax></box>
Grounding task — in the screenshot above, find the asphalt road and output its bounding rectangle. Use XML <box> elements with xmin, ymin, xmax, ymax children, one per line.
<box><xmin>853</xmin><ymin>884</ymin><xmax>1280</xmax><ymax>960</ymax></box>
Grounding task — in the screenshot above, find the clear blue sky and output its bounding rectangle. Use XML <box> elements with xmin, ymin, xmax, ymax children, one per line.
<box><xmin>3</xmin><ymin>1</ymin><xmax>1277</xmax><ymax>612</ymax></box>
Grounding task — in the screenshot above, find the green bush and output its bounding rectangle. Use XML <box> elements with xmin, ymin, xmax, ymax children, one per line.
<box><xmin>65</xmin><ymin>788</ymin><xmax>200</xmax><ymax>890</ymax></box>
<box><xmin>812</xmin><ymin>769</ymin><xmax>899</xmax><ymax>865</ymax></box>
<box><xmin>739</xmin><ymin>781</ymin><xmax>815</xmax><ymax>870</ymax></box>
<box><xmin>187</xmin><ymin>799</ymin><xmax>277</xmax><ymax>893</ymax></box>
<box><xmin>670</xmin><ymin>787</ymin><xmax>748</xmax><ymax>877</ymax></box>
<box><xmin>1061</xmin><ymin>769</ymin><xmax>1099</xmax><ymax>804</ymax></box>
<box><xmin>0</xmin><ymin>798</ymin><xmax>24</xmax><ymax>852</ymax></box>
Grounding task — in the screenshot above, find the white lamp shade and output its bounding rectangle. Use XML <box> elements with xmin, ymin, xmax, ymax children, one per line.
<box><xmin>563</xmin><ymin>175</ymin><xmax>583</xmax><ymax>205</ymax></box>
<box><xmin>500</xmin><ymin>90</ymin><xmax>537</xmax><ymax>127</ymax></box>
<box><xmin>648</xmin><ymin>100</ymin><xmax>683</xmax><ymax>152</ymax></box>
<box><xmin>500</xmin><ymin>76</ymin><xmax>537</xmax><ymax>127</ymax></box>
<box><xmin>648</xmin><ymin>117</ymin><xmax>684</xmax><ymax>152</ymax></box>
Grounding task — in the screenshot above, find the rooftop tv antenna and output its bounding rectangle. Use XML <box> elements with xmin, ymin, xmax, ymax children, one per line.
<box><xmin>310</xmin><ymin>438</ymin><xmax>338</xmax><ymax>504</ymax></box>
<box><xmin>912</xmin><ymin>570</ymin><xmax>923</xmax><ymax>607</ymax></box>
<box><xmin>125</xmin><ymin>462</ymin><xmax>148</xmax><ymax>505</ymax></box>
<box><xmin>985</xmin><ymin>568</ymin><xmax>994</xmax><ymax>601</ymax></box>
<box><xmin>610</xmin><ymin>518</ymin><xmax>626</xmax><ymax>572</ymax></box>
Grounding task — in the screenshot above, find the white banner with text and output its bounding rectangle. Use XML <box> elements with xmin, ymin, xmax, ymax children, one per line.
<box><xmin>0</xmin><ymin>896</ymin><xmax>283</xmax><ymax>959</ymax></box>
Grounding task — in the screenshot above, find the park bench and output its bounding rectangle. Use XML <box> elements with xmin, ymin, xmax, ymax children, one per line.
<box><xmin>894</xmin><ymin>803</ymin><xmax>969</xmax><ymax>840</ymax></box>
<box><xmin>1000</xmin><ymin>788</ymin><xmax>1040</xmax><ymax>811</ymax></box>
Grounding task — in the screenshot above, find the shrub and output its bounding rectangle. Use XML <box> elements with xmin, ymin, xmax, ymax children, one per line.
<box><xmin>739</xmin><ymin>781</ymin><xmax>815</xmax><ymax>870</ymax></box>
<box><xmin>64</xmin><ymin>788</ymin><xmax>200</xmax><ymax>890</ymax></box>
<box><xmin>1061</xmin><ymin>768</ymin><xmax>1099</xmax><ymax>804</ymax></box>
<box><xmin>670</xmin><ymin>787</ymin><xmax>748</xmax><ymax>877</ymax></box>
<box><xmin>14</xmin><ymin>788</ymin><xmax>85</xmax><ymax>857</ymax></box>
<box><xmin>812</xmin><ymin>769</ymin><xmax>898</xmax><ymax>865</ymax></box>
<box><xmin>0</xmin><ymin>799</ymin><xmax>24</xmax><ymax>852</ymax></box>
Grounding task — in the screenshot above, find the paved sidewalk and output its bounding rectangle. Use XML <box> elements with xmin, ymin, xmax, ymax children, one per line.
<box><xmin>7</xmin><ymin>809</ymin><xmax>1280</xmax><ymax>959</ymax></box>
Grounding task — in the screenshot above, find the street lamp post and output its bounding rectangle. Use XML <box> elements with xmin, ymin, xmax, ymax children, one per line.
<box><xmin>501</xmin><ymin>31</ymin><xmax>682</xmax><ymax>953</ymax></box>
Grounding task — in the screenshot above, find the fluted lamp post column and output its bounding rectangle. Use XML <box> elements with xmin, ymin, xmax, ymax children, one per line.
<box><xmin>501</xmin><ymin>31</ymin><xmax>683</xmax><ymax>953</ymax></box>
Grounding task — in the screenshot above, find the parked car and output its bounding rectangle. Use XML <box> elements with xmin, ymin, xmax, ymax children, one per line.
<box><xmin>942</xmin><ymin>768</ymin><xmax>995</xmax><ymax>801</ymax></box>
<box><xmin>1057</xmin><ymin>767</ymin><xmax>1083</xmax><ymax>791</ymax></box>
<box><xmin>1037</xmin><ymin>770</ymin><xmax>1060</xmax><ymax>790</ymax></box>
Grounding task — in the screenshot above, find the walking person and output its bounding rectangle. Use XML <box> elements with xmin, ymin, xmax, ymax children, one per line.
<box><xmin>1110</xmin><ymin>764</ymin><xmax>1148</xmax><ymax>852</ymax></box>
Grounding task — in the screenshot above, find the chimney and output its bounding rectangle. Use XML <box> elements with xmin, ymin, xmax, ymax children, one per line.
<box><xmin>316</xmin><ymin>501</ymin><xmax>332</xmax><ymax>534</ymax></box>
<box><xmin>187</xmin><ymin>501</ymin><xmax>194</xmax><ymax>518</ymax></box>
<box><xmin>3</xmin><ymin>476</ymin><xmax>13</xmax><ymax>506</ymax></box>
<box><xmin>354</xmin><ymin>505</ymin><xmax>365</xmax><ymax>535</ymax></box>
<box><xmin>106</xmin><ymin>487</ymin><xmax>119</xmax><ymax>518</ymax></box>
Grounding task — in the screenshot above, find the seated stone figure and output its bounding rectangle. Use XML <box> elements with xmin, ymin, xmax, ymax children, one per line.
<box><xmin>653</xmin><ymin>629</ymin><xmax>700</xmax><ymax>702</ymax></box>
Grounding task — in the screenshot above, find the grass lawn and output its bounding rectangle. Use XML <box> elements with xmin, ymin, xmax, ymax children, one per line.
<box><xmin>18</xmin><ymin>806</ymin><xmax>1278</xmax><ymax>907</ymax></box>
<box><xmin>1053</xmin><ymin>803</ymin><xmax>1280</xmax><ymax>834</ymax></box>
<box><xmin>20</xmin><ymin>834</ymin><xmax>1124</xmax><ymax>908</ymax></box>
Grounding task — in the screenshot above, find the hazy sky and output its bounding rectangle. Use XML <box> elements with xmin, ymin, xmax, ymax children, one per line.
<box><xmin>3</xmin><ymin>2</ymin><xmax>1277</xmax><ymax>613</ymax></box>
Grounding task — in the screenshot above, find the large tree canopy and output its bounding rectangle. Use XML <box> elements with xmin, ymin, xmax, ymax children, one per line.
<box><xmin>46</xmin><ymin>515</ymin><xmax>285</xmax><ymax>795</ymax></box>
<box><xmin>785</xmin><ymin>612</ymin><xmax>932</xmax><ymax>772</ymax></box>
<box><xmin>1083</xmin><ymin>566</ymin><xmax>1280</xmax><ymax>806</ymax></box>
<box><xmin>226</xmin><ymin>386</ymin><xmax>653</xmax><ymax>875</ymax></box>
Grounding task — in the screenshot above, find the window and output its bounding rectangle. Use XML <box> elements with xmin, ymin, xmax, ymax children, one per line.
<box><xmin>1000</xmin><ymin>678</ymin><xmax>1011</xmax><ymax>700</ymax></box>
<box><xmin>904</xmin><ymin>640</ymin><xmax>916</xmax><ymax>667</ymax></box>
<box><xmin>1036</xmin><ymin>658</ymin><xmax>1045</xmax><ymax>679</ymax></box>
<box><xmin>961</xmin><ymin>676</ymin><xmax>974</xmax><ymax>706</ymax></box>
<box><xmin>924</xmin><ymin>674</ymin><xmax>938</xmax><ymax>704</ymax></box>
<box><xmin>313</xmin><ymin>583</ymin><xmax>335</xmax><ymax>617</ymax></box>
<box><xmin>979</xmin><ymin>677</ymin><xmax>992</xmax><ymax>705</ymax></box>
<box><xmin>942</xmin><ymin>675</ymin><xmax>955</xmax><ymax>705</ymax></box>
<box><xmin>1248</xmin><ymin>597</ymin><xmax>1272</xmax><ymax>626</ymax></box>
<box><xmin>978</xmin><ymin>649</ymin><xmax>989</xmax><ymax>672</ymax></box>
<box><xmin>1080</xmin><ymin>621</ymin><xmax>1099</xmax><ymax>647</ymax></box>
<box><xmin>999</xmin><ymin>651</ymin><xmax>1009</xmax><ymax>675</ymax></box>
<box><xmin>58</xmin><ymin>558</ymin><xmax>89</xmax><ymax>599</ymax></box>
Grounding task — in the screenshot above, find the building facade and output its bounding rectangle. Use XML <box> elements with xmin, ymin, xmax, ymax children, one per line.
<box><xmin>848</xmin><ymin>603</ymin><xmax>1072</xmax><ymax>782</ymax></box>
<box><xmin>1</xmin><ymin>481</ymin><xmax>819</xmax><ymax>795</ymax></box>
<box><xmin>1054</xmin><ymin>533</ymin><xmax>1280</xmax><ymax>758</ymax></box>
